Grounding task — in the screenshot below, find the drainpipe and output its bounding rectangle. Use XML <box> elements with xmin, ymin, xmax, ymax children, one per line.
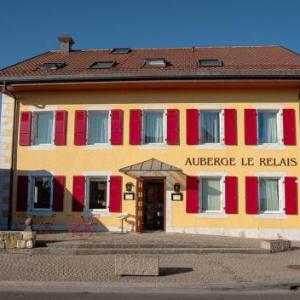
<box><xmin>2</xmin><ymin>82</ymin><xmax>18</xmax><ymax>230</ymax></box>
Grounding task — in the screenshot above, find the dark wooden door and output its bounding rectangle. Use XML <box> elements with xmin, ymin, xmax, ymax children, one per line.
<box><xmin>136</xmin><ymin>178</ymin><xmax>144</xmax><ymax>233</ymax></box>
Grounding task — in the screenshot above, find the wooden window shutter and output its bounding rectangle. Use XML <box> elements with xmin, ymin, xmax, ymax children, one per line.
<box><xmin>186</xmin><ymin>176</ymin><xmax>199</xmax><ymax>213</ymax></box>
<box><xmin>109</xmin><ymin>176</ymin><xmax>122</xmax><ymax>212</ymax></box>
<box><xmin>244</xmin><ymin>109</ymin><xmax>257</xmax><ymax>145</ymax></box>
<box><xmin>19</xmin><ymin>112</ymin><xmax>32</xmax><ymax>146</ymax></box>
<box><xmin>53</xmin><ymin>176</ymin><xmax>65</xmax><ymax>212</ymax></box>
<box><xmin>283</xmin><ymin>109</ymin><xmax>296</xmax><ymax>145</ymax></box>
<box><xmin>245</xmin><ymin>176</ymin><xmax>258</xmax><ymax>214</ymax></box>
<box><xmin>225</xmin><ymin>176</ymin><xmax>238</xmax><ymax>214</ymax></box>
<box><xmin>54</xmin><ymin>111</ymin><xmax>67</xmax><ymax>146</ymax></box>
<box><xmin>224</xmin><ymin>109</ymin><xmax>237</xmax><ymax>145</ymax></box>
<box><xmin>186</xmin><ymin>109</ymin><xmax>199</xmax><ymax>145</ymax></box>
<box><xmin>74</xmin><ymin>110</ymin><xmax>87</xmax><ymax>145</ymax></box>
<box><xmin>72</xmin><ymin>176</ymin><xmax>85</xmax><ymax>211</ymax></box>
<box><xmin>17</xmin><ymin>176</ymin><xmax>28</xmax><ymax>211</ymax></box>
<box><xmin>110</xmin><ymin>109</ymin><xmax>123</xmax><ymax>145</ymax></box>
<box><xmin>285</xmin><ymin>176</ymin><xmax>298</xmax><ymax>215</ymax></box>
<box><xmin>129</xmin><ymin>109</ymin><xmax>142</xmax><ymax>145</ymax></box>
<box><xmin>167</xmin><ymin>109</ymin><xmax>179</xmax><ymax>145</ymax></box>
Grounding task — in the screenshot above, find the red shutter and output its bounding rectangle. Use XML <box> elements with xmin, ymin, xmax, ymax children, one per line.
<box><xmin>225</xmin><ymin>176</ymin><xmax>238</xmax><ymax>214</ymax></box>
<box><xmin>186</xmin><ymin>176</ymin><xmax>199</xmax><ymax>213</ymax></box>
<box><xmin>285</xmin><ymin>176</ymin><xmax>298</xmax><ymax>215</ymax></box>
<box><xmin>110</xmin><ymin>109</ymin><xmax>123</xmax><ymax>145</ymax></box>
<box><xmin>186</xmin><ymin>109</ymin><xmax>199</xmax><ymax>145</ymax></box>
<box><xmin>245</xmin><ymin>176</ymin><xmax>258</xmax><ymax>214</ymax></box>
<box><xmin>129</xmin><ymin>109</ymin><xmax>142</xmax><ymax>145</ymax></box>
<box><xmin>167</xmin><ymin>109</ymin><xmax>179</xmax><ymax>145</ymax></box>
<box><xmin>224</xmin><ymin>109</ymin><xmax>237</xmax><ymax>145</ymax></box>
<box><xmin>72</xmin><ymin>176</ymin><xmax>85</xmax><ymax>211</ymax></box>
<box><xmin>109</xmin><ymin>176</ymin><xmax>122</xmax><ymax>212</ymax></box>
<box><xmin>53</xmin><ymin>176</ymin><xmax>65</xmax><ymax>212</ymax></box>
<box><xmin>19</xmin><ymin>112</ymin><xmax>32</xmax><ymax>146</ymax></box>
<box><xmin>54</xmin><ymin>111</ymin><xmax>67</xmax><ymax>146</ymax></box>
<box><xmin>283</xmin><ymin>109</ymin><xmax>296</xmax><ymax>145</ymax></box>
<box><xmin>244</xmin><ymin>109</ymin><xmax>257</xmax><ymax>145</ymax></box>
<box><xmin>74</xmin><ymin>110</ymin><xmax>87</xmax><ymax>145</ymax></box>
<box><xmin>17</xmin><ymin>176</ymin><xmax>28</xmax><ymax>211</ymax></box>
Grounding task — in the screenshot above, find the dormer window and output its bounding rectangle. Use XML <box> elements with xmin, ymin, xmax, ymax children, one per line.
<box><xmin>198</xmin><ymin>59</ymin><xmax>223</xmax><ymax>67</ymax></box>
<box><xmin>143</xmin><ymin>58</ymin><xmax>168</xmax><ymax>68</ymax></box>
<box><xmin>89</xmin><ymin>61</ymin><xmax>116</xmax><ymax>69</ymax></box>
<box><xmin>37</xmin><ymin>62</ymin><xmax>66</xmax><ymax>70</ymax></box>
<box><xmin>111</xmin><ymin>48</ymin><xmax>132</xmax><ymax>54</ymax></box>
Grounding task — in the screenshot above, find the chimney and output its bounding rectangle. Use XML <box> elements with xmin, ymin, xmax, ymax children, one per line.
<box><xmin>58</xmin><ymin>35</ymin><xmax>74</xmax><ymax>52</ymax></box>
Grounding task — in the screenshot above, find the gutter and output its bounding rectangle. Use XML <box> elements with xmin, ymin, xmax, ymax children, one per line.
<box><xmin>2</xmin><ymin>82</ymin><xmax>18</xmax><ymax>230</ymax></box>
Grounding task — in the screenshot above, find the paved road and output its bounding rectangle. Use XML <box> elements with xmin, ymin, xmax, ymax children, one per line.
<box><xmin>0</xmin><ymin>291</ymin><xmax>300</xmax><ymax>300</ymax></box>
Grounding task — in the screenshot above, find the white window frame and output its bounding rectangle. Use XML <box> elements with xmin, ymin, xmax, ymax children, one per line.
<box><xmin>85</xmin><ymin>176</ymin><xmax>110</xmax><ymax>213</ymax></box>
<box><xmin>198</xmin><ymin>175</ymin><xmax>225</xmax><ymax>214</ymax></box>
<box><xmin>28</xmin><ymin>175</ymin><xmax>53</xmax><ymax>213</ymax></box>
<box><xmin>141</xmin><ymin>109</ymin><xmax>167</xmax><ymax>146</ymax></box>
<box><xmin>31</xmin><ymin>111</ymin><xmax>55</xmax><ymax>146</ymax></box>
<box><xmin>256</xmin><ymin>109</ymin><xmax>283</xmax><ymax>147</ymax></box>
<box><xmin>86</xmin><ymin>110</ymin><xmax>111</xmax><ymax>146</ymax></box>
<box><xmin>257</xmin><ymin>176</ymin><xmax>284</xmax><ymax>215</ymax></box>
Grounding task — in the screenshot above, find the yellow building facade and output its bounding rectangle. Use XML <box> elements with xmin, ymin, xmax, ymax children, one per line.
<box><xmin>1</xmin><ymin>38</ymin><xmax>300</xmax><ymax>239</ymax></box>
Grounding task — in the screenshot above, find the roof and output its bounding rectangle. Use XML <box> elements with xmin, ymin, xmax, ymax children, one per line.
<box><xmin>1</xmin><ymin>45</ymin><xmax>300</xmax><ymax>83</ymax></box>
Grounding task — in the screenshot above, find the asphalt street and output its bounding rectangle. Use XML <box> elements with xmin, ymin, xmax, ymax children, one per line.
<box><xmin>0</xmin><ymin>291</ymin><xmax>300</xmax><ymax>300</ymax></box>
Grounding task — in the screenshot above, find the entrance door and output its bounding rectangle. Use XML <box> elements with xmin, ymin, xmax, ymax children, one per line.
<box><xmin>143</xmin><ymin>179</ymin><xmax>165</xmax><ymax>231</ymax></box>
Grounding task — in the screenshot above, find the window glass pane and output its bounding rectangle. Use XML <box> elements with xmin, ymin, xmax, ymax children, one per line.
<box><xmin>89</xmin><ymin>178</ymin><xmax>107</xmax><ymax>209</ymax></box>
<box><xmin>87</xmin><ymin>111</ymin><xmax>109</xmax><ymax>144</ymax></box>
<box><xmin>34</xmin><ymin>112</ymin><xmax>53</xmax><ymax>145</ymax></box>
<box><xmin>258</xmin><ymin>111</ymin><xmax>278</xmax><ymax>144</ymax></box>
<box><xmin>259</xmin><ymin>178</ymin><xmax>279</xmax><ymax>212</ymax></box>
<box><xmin>200</xmin><ymin>111</ymin><xmax>220</xmax><ymax>144</ymax></box>
<box><xmin>144</xmin><ymin>111</ymin><xmax>164</xmax><ymax>143</ymax></box>
<box><xmin>33</xmin><ymin>176</ymin><xmax>52</xmax><ymax>209</ymax></box>
<box><xmin>201</xmin><ymin>178</ymin><xmax>221</xmax><ymax>212</ymax></box>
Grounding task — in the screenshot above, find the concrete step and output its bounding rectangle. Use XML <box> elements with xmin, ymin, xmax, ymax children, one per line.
<box><xmin>29</xmin><ymin>247</ymin><xmax>269</xmax><ymax>255</ymax></box>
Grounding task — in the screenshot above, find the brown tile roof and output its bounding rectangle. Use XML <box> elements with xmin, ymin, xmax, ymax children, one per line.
<box><xmin>1</xmin><ymin>45</ymin><xmax>300</xmax><ymax>82</ymax></box>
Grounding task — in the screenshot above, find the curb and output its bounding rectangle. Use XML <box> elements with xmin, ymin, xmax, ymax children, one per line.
<box><xmin>0</xmin><ymin>279</ymin><xmax>299</xmax><ymax>293</ymax></box>
<box><xmin>3</xmin><ymin>247</ymin><xmax>270</xmax><ymax>255</ymax></box>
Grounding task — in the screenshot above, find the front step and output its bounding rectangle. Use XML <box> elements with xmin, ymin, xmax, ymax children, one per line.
<box><xmin>30</xmin><ymin>247</ymin><xmax>269</xmax><ymax>255</ymax></box>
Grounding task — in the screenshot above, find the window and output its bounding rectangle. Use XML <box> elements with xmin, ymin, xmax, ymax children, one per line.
<box><xmin>258</xmin><ymin>177</ymin><xmax>280</xmax><ymax>213</ymax></box>
<box><xmin>87</xmin><ymin>111</ymin><xmax>109</xmax><ymax>145</ymax></box>
<box><xmin>31</xmin><ymin>176</ymin><xmax>53</xmax><ymax>210</ymax></box>
<box><xmin>257</xmin><ymin>110</ymin><xmax>278</xmax><ymax>144</ymax></box>
<box><xmin>31</xmin><ymin>112</ymin><xmax>54</xmax><ymax>145</ymax></box>
<box><xmin>143</xmin><ymin>110</ymin><xmax>165</xmax><ymax>144</ymax></box>
<box><xmin>198</xmin><ymin>59</ymin><xmax>223</xmax><ymax>67</ymax></box>
<box><xmin>89</xmin><ymin>61</ymin><xmax>116</xmax><ymax>69</ymax></box>
<box><xmin>143</xmin><ymin>58</ymin><xmax>168</xmax><ymax>68</ymax></box>
<box><xmin>86</xmin><ymin>177</ymin><xmax>108</xmax><ymax>210</ymax></box>
<box><xmin>37</xmin><ymin>62</ymin><xmax>66</xmax><ymax>70</ymax></box>
<box><xmin>199</xmin><ymin>111</ymin><xmax>221</xmax><ymax>144</ymax></box>
<box><xmin>111</xmin><ymin>48</ymin><xmax>132</xmax><ymax>54</ymax></box>
<box><xmin>200</xmin><ymin>177</ymin><xmax>222</xmax><ymax>212</ymax></box>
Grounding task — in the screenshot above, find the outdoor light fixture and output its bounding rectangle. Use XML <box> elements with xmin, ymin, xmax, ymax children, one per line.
<box><xmin>174</xmin><ymin>183</ymin><xmax>180</xmax><ymax>192</ymax></box>
<box><xmin>126</xmin><ymin>182</ymin><xmax>133</xmax><ymax>192</ymax></box>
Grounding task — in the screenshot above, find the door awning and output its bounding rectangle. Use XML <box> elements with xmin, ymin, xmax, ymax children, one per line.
<box><xmin>119</xmin><ymin>158</ymin><xmax>185</xmax><ymax>187</ymax></box>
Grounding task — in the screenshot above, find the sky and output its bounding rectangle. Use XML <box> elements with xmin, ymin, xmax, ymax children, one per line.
<box><xmin>0</xmin><ymin>0</ymin><xmax>300</xmax><ymax>69</ymax></box>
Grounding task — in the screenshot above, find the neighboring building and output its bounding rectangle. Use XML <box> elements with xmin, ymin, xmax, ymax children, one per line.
<box><xmin>0</xmin><ymin>36</ymin><xmax>300</xmax><ymax>239</ymax></box>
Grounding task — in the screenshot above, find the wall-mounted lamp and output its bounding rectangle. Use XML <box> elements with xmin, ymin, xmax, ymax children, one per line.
<box><xmin>174</xmin><ymin>183</ymin><xmax>180</xmax><ymax>193</ymax></box>
<box><xmin>126</xmin><ymin>182</ymin><xmax>133</xmax><ymax>192</ymax></box>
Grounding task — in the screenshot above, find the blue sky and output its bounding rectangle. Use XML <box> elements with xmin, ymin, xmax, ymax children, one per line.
<box><xmin>0</xmin><ymin>0</ymin><xmax>300</xmax><ymax>69</ymax></box>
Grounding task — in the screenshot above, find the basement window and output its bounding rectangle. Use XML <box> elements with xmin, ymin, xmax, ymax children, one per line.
<box><xmin>143</xmin><ymin>58</ymin><xmax>168</xmax><ymax>68</ymax></box>
<box><xmin>198</xmin><ymin>59</ymin><xmax>223</xmax><ymax>67</ymax></box>
<box><xmin>89</xmin><ymin>61</ymin><xmax>116</xmax><ymax>69</ymax></box>
<box><xmin>37</xmin><ymin>62</ymin><xmax>66</xmax><ymax>70</ymax></box>
<box><xmin>111</xmin><ymin>48</ymin><xmax>132</xmax><ymax>54</ymax></box>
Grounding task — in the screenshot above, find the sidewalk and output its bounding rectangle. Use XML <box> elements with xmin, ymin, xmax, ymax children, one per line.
<box><xmin>0</xmin><ymin>233</ymin><xmax>300</xmax><ymax>287</ymax></box>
